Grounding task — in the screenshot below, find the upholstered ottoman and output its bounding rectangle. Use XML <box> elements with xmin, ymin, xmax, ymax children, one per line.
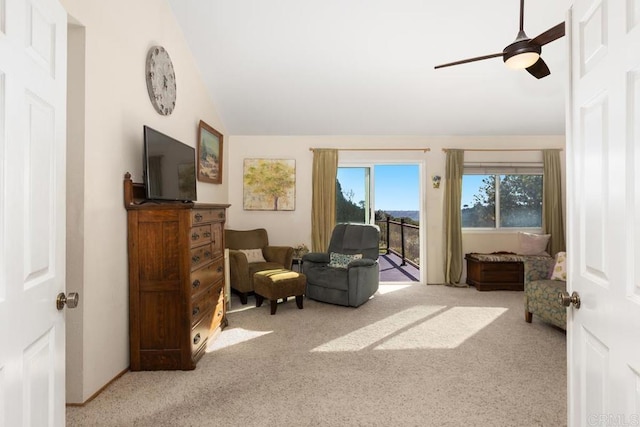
<box><xmin>253</xmin><ymin>269</ymin><xmax>306</xmax><ymax>315</ymax></box>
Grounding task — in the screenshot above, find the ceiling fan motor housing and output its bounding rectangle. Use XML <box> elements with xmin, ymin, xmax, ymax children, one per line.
<box><xmin>503</xmin><ymin>39</ymin><xmax>541</xmax><ymax>63</ymax></box>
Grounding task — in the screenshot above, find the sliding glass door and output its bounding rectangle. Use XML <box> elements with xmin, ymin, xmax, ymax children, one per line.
<box><xmin>336</xmin><ymin>164</ymin><xmax>421</xmax><ymax>282</ymax></box>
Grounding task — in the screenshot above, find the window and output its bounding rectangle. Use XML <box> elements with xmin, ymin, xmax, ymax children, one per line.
<box><xmin>462</xmin><ymin>174</ymin><xmax>543</xmax><ymax>229</ymax></box>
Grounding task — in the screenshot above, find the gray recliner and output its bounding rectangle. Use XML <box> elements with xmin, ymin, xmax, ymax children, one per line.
<box><xmin>302</xmin><ymin>223</ymin><xmax>380</xmax><ymax>307</ymax></box>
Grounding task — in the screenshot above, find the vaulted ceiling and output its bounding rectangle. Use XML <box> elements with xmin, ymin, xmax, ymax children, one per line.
<box><xmin>167</xmin><ymin>0</ymin><xmax>570</xmax><ymax>136</ymax></box>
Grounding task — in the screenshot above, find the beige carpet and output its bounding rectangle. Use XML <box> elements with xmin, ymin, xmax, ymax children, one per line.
<box><xmin>67</xmin><ymin>284</ymin><xmax>567</xmax><ymax>426</ymax></box>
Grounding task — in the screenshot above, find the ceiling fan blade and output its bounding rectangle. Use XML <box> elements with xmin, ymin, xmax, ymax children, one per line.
<box><xmin>531</xmin><ymin>22</ymin><xmax>565</xmax><ymax>46</ymax></box>
<box><xmin>434</xmin><ymin>52</ymin><xmax>503</xmax><ymax>69</ymax></box>
<box><xmin>526</xmin><ymin>57</ymin><xmax>551</xmax><ymax>79</ymax></box>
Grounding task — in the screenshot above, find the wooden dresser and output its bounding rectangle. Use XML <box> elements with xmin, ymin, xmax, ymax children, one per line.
<box><xmin>124</xmin><ymin>173</ymin><xmax>229</xmax><ymax>370</ymax></box>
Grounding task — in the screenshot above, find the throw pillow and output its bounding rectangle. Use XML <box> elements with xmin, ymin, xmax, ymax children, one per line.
<box><xmin>328</xmin><ymin>252</ymin><xmax>363</xmax><ymax>269</ymax></box>
<box><xmin>550</xmin><ymin>251</ymin><xmax>567</xmax><ymax>281</ymax></box>
<box><xmin>239</xmin><ymin>248</ymin><xmax>266</xmax><ymax>263</ymax></box>
<box><xmin>518</xmin><ymin>232</ymin><xmax>551</xmax><ymax>255</ymax></box>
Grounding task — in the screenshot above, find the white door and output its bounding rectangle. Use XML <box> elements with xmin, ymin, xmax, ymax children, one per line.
<box><xmin>0</xmin><ymin>0</ymin><xmax>67</xmax><ymax>425</ymax></box>
<box><xmin>567</xmin><ymin>0</ymin><xmax>640</xmax><ymax>425</ymax></box>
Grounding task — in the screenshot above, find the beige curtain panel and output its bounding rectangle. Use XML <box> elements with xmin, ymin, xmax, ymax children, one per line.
<box><xmin>311</xmin><ymin>149</ymin><xmax>338</xmax><ymax>252</ymax></box>
<box><xmin>444</xmin><ymin>149</ymin><xmax>465</xmax><ymax>285</ymax></box>
<box><xmin>542</xmin><ymin>149</ymin><xmax>566</xmax><ymax>256</ymax></box>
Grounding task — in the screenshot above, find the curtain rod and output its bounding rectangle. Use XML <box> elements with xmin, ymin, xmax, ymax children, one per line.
<box><xmin>310</xmin><ymin>148</ymin><xmax>430</xmax><ymax>152</ymax></box>
<box><xmin>442</xmin><ymin>148</ymin><xmax>563</xmax><ymax>152</ymax></box>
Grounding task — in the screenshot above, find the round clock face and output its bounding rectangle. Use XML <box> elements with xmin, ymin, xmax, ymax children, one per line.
<box><xmin>145</xmin><ymin>46</ymin><xmax>176</xmax><ymax>115</ymax></box>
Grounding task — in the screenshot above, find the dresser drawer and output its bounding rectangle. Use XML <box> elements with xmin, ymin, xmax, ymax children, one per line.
<box><xmin>191</xmin><ymin>208</ymin><xmax>225</xmax><ymax>225</ymax></box>
<box><xmin>190</xmin><ymin>224</ymin><xmax>212</xmax><ymax>248</ymax></box>
<box><xmin>190</xmin><ymin>258</ymin><xmax>224</xmax><ymax>294</ymax></box>
<box><xmin>210</xmin><ymin>287</ymin><xmax>225</xmax><ymax>332</ymax></box>
<box><xmin>191</xmin><ymin>284</ymin><xmax>219</xmax><ymax>325</ymax></box>
<box><xmin>191</xmin><ymin>309</ymin><xmax>214</xmax><ymax>355</ymax></box>
<box><xmin>210</xmin><ymin>222</ymin><xmax>223</xmax><ymax>257</ymax></box>
<box><xmin>191</xmin><ymin>243</ymin><xmax>214</xmax><ymax>271</ymax></box>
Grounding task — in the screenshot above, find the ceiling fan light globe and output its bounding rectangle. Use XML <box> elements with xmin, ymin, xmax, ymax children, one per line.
<box><xmin>504</xmin><ymin>52</ymin><xmax>540</xmax><ymax>69</ymax></box>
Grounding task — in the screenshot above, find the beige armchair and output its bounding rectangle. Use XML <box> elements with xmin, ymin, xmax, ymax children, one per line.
<box><xmin>225</xmin><ymin>228</ymin><xmax>294</xmax><ymax>304</ymax></box>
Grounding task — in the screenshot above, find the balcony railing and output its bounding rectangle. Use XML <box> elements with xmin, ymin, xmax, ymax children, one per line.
<box><xmin>376</xmin><ymin>217</ymin><xmax>419</xmax><ymax>268</ymax></box>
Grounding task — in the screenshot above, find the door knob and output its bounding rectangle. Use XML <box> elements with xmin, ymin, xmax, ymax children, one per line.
<box><xmin>56</xmin><ymin>292</ymin><xmax>79</xmax><ymax>310</ymax></box>
<box><xmin>558</xmin><ymin>291</ymin><xmax>580</xmax><ymax>309</ymax></box>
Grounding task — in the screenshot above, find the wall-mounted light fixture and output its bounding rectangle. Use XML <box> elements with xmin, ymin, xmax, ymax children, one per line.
<box><xmin>432</xmin><ymin>175</ymin><xmax>441</xmax><ymax>189</ymax></box>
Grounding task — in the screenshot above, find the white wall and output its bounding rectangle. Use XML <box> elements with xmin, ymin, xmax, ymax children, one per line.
<box><xmin>60</xmin><ymin>0</ymin><xmax>228</xmax><ymax>403</ymax></box>
<box><xmin>228</xmin><ymin>135</ymin><xmax>565</xmax><ymax>284</ymax></box>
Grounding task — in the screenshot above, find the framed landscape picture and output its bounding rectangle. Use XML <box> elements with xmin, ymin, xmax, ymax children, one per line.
<box><xmin>243</xmin><ymin>159</ymin><xmax>295</xmax><ymax>211</ymax></box>
<box><xmin>197</xmin><ymin>120</ymin><xmax>223</xmax><ymax>184</ymax></box>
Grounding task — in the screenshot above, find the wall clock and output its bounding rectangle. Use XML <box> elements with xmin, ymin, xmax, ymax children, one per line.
<box><xmin>145</xmin><ymin>46</ymin><xmax>176</xmax><ymax>115</ymax></box>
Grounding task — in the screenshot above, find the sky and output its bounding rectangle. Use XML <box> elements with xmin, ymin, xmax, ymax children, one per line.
<box><xmin>461</xmin><ymin>175</ymin><xmax>487</xmax><ymax>208</ymax></box>
<box><xmin>337</xmin><ymin>165</ymin><xmax>486</xmax><ymax>211</ymax></box>
<box><xmin>337</xmin><ymin>165</ymin><xmax>419</xmax><ymax>211</ymax></box>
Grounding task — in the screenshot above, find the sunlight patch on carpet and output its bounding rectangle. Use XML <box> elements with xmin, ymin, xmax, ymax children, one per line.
<box><xmin>227</xmin><ymin>304</ymin><xmax>259</xmax><ymax>314</ymax></box>
<box><xmin>376</xmin><ymin>306</ymin><xmax>508</xmax><ymax>350</ymax></box>
<box><xmin>377</xmin><ymin>284</ymin><xmax>413</xmax><ymax>294</ymax></box>
<box><xmin>206</xmin><ymin>328</ymin><xmax>272</xmax><ymax>352</ymax></box>
<box><xmin>311</xmin><ymin>305</ymin><xmax>446</xmax><ymax>352</ymax></box>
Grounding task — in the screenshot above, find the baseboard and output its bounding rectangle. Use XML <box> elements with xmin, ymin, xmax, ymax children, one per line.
<box><xmin>65</xmin><ymin>367</ymin><xmax>129</xmax><ymax>407</ymax></box>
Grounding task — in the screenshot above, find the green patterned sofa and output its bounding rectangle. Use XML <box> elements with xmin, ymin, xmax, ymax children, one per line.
<box><xmin>523</xmin><ymin>257</ymin><xmax>566</xmax><ymax>330</ymax></box>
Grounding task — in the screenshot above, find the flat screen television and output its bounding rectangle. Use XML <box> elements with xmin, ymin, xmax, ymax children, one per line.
<box><xmin>143</xmin><ymin>125</ymin><xmax>197</xmax><ymax>202</ymax></box>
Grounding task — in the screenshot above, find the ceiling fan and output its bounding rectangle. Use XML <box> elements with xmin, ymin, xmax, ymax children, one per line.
<box><xmin>434</xmin><ymin>0</ymin><xmax>565</xmax><ymax>79</ymax></box>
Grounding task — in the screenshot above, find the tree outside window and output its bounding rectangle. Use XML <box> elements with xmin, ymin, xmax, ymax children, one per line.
<box><xmin>336</xmin><ymin>179</ymin><xmax>365</xmax><ymax>223</ymax></box>
<box><xmin>462</xmin><ymin>174</ymin><xmax>543</xmax><ymax>228</ymax></box>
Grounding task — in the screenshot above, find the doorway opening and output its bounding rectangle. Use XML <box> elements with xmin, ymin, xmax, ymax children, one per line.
<box><xmin>336</xmin><ymin>164</ymin><xmax>421</xmax><ymax>283</ymax></box>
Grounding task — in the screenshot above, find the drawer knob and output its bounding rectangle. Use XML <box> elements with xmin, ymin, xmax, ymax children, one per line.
<box><xmin>192</xmin><ymin>279</ymin><xmax>201</xmax><ymax>289</ymax></box>
<box><xmin>193</xmin><ymin>306</ymin><xmax>200</xmax><ymax>317</ymax></box>
<box><xmin>193</xmin><ymin>333</ymin><xmax>201</xmax><ymax>345</ymax></box>
<box><xmin>194</xmin><ymin>213</ymin><xmax>203</xmax><ymax>222</ymax></box>
<box><xmin>203</xmin><ymin>231</ymin><xmax>211</xmax><ymax>238</ymax></box>
<box><xmin>191</xmin><ymin>232</ymin><xmax>200</xmax><ymax>241</ymax></box>
<box><xmin>217</xmin><ymin>266</ymin><xmax>223</xmax><ymax>273</ymax></box>
<box><xmin>204</xmin><ymin>251</ymin><xmax>212</xmax><ymax>258</ymax></box>
<box><xmin>192</xmin><ymin>255</ymin><xmax>200</xmax><ymax>263</ymax></box>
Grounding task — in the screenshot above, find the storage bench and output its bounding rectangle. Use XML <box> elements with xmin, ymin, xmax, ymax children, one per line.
<box><xmin>465</xmin><ymin>252</ymin><xmax>551</xmax><ymax>291</ymax></box>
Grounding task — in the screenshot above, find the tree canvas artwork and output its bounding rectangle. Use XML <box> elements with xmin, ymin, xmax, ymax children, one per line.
<box><xmin>243</xmin><ymin>159</ymin><xmax>295</xmax><ymax>210</ymax></box>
